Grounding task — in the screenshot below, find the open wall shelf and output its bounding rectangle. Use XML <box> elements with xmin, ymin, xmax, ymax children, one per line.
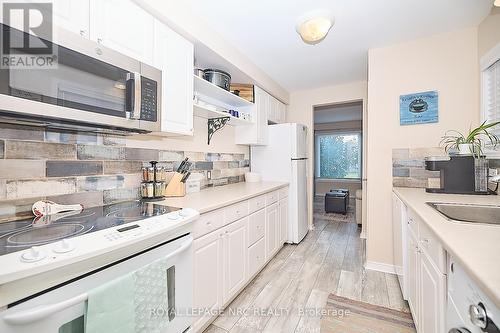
<box><xmin>193</xmin><ymin>75</ymin><xmax>254</xmax><ymax>108</ymax></box>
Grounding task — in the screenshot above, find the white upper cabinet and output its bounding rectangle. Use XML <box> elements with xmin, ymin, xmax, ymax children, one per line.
<box><xmin>52</xmin><ymin>0</ymin><xmax>90</xmax><ymax>38</ymax></box>
<box><xmin>90</xmin><ymin>0</ymin><xmax>154</xmax><ymax>65</ymax></box>
<box><xmin>154</xmin><ymin>20</ymin><xmax>194</xmax><ymax>136</ymax></box>
<box><xmin>235</xmin><ymin>86</ymin><xmax>269</xmax><ymax>145</ymax></box>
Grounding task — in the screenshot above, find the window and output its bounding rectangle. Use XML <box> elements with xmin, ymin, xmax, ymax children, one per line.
<box><xmin>315</xmin><ymin>132</ymin><xmax>361</xmax><ymax>179</ymax></box>
<box><xmin>482</xmin><ymin>56</ymin><xmax>500</xmax><ymax>136</ymax></box>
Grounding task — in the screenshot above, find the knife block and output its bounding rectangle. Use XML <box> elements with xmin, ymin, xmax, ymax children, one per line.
<box><xmin>164</xmin><ymin>172</ymin><xmax>186</xmax><ymax>197</ymax></box>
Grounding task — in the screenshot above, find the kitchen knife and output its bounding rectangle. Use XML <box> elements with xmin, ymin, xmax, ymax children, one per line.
<box><xmin>176</xmin><ymin>158</ymin><xmax>189</xmax><ymax>173</ymax></box>
<box><xmin>181</xmin><ymin>172</ymin><xmax>191</xmax><ymax>183</ymax></box>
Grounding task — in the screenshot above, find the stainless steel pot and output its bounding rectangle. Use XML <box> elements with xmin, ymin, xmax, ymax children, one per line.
<box><xmin>203</xmin><ymin>69</ymin><xmax>231</xmax><ymax>91</ymax></box>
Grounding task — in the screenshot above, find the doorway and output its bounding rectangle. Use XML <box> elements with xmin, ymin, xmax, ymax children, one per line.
<box><xmin>313</xmin><ymin>100</ymin><xmax>366</xmax><ymax>238</ymax></box>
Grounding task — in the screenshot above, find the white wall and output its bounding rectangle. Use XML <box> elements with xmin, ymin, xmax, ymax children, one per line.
<box><xmin>366</xmin><ymin>27</ymin><xmax>480</xmax><ymax>267</ymax></box>
<box><xmin>478</xmin><ymin>7</ymin><xmax>500</xmax><ymax>58</ymax></box>
<box><xmin>287</xmin><ymin>82</ymin><xmax>368</xmax><ymax>229</ymax></box>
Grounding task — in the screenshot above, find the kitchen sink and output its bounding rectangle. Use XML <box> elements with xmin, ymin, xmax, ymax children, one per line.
<box><xmin>427</xmin><ymin>202</ymin><xmax>500</xmax><ymax>225</ymax></box>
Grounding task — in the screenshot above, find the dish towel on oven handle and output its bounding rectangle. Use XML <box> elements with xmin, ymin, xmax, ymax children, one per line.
<box><xmin>85</xmin><ymin>257</ymin><xmax>171</xmax><ymax>333</ymax></box>
<box><xmin>85</xmin><ymin>273</ymin><xmax>135</xmax><ymax>333</ymax></box>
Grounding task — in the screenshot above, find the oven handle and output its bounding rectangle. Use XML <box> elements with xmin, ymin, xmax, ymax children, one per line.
<box><xmin>3</xmin><ymin>237</ymin><xmax>193</xmax><ymax>326</ymax></box>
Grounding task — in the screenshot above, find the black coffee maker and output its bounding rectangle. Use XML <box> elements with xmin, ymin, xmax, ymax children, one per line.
<box><xmin>425</xmin><ymin>155</ymin><xmax>489</xmax><ymax>194</ymax></box>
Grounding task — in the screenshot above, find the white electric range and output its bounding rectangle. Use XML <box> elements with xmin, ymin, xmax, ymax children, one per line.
<box><xmin>0</xmin><ymin>200</ymin><xmax>199</xmax><ymax>333</ymax></box>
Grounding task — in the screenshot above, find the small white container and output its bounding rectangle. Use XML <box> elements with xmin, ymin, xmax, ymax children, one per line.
<box><xmin>186</xmin><ymin>173</ymin><xmax>204</xmax><ymax>193</ymax></box>
<box><xmin>245</xmin><ymin>172</ymin><xmax>261</xmax><ymax>183</ymax></box>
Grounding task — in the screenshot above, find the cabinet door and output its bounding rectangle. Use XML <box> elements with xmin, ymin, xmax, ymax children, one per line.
<box><xmin>265</xmin><ymin>203</ymin><xmax>279</xmax><ymax>259</ymax></box>
<box><xmin>53</xmin><ymin>0</ymin><xmax>90</xmax><ymax>37</ymax></box>
<box><xmin>419</xmin><ymin>252</ymin><xmax>446</xmax><ymax>333</ymax></box>
<box><xmin>154</xmin><ymin>20</ymin><xmax>194</xmax><ymax>136</ymax></box>
<box><xmin>407</xmin><ymin>231</ymin><xmax>420</xmax><ymax>329</ymax></box>
<box><xmin>235</xmin><ymin>85</ymin><xmax>268</xmax><ymax>145</ymax></box>
<box><xmin>279</xmin><ymin>198</ymin><xmax>288</xmax><ymax>245</ymax></box>
<box><xmin>223</xmin><ymin>218</ymin><xmax>248</xmax><ymax>304</ymax></box>
<box><xmin>268</xmin><ymin>96</ymin><xmax>278</xmax><ymax>123</ymax></box>
<box><xmin>90</xmin><ymin>0</ymin><xmax>154</xmax><ymax>64</ymax></box>
<box><xmin>193</xmin><ymin>231</ymin><xmax>223</xmax><ymax>331</ymax></box>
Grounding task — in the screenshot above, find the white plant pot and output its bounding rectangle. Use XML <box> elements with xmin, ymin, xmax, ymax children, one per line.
<box><xmin>458</xmin><ymin>143</ymin><xmax>473</xmax><ymax>155</ymax></box>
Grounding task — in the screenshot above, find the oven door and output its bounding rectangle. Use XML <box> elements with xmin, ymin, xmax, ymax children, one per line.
<box><xmin>0</xmin><ymin>234</ymin><xmax>193</xmax><ymax>333</ymax></box>
<box><xmin>0</xmin><ymin>24</ymin><xmax>160</xmax><ymax>133</ymax></box>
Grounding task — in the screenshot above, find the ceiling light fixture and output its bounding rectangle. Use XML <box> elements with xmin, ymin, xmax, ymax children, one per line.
<box><xmin>495</xmin><ymin>0</ymin><xmax>500</xmax><ymax>6</ymax></box>
<box><xmin>296</xmin><ymin>10</ymin><xmax>334</xmax><ymax>45</ymax></box>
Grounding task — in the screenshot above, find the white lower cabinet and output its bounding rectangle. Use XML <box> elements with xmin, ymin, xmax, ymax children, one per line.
<box><xmin>192</xmin><ymin>187</ymin><xmax>288</xmax><ymax>332</ymax></box>
<box><xmin>265</xmin><ymin>203</ymin><xmax>279</xmax><ymax>260</ymax></box>
<box><xmin>222</xmin><ymin>217</ymin><xmax>248</xmax><ymax>304</ymax></box>
<box><xmin>279</xmin><ymin>198</ymin><xmax>288</xmax><ymax>245</ymax></box>
<box><xmin>419</xmin><ymin>249</ymin><xmax>446</xmax><ymax>333</ymax></box>
<box><xmin>407</xmin><ymin>229</ymin><xmax>420</xmax><ymax>329</ymax></box>
<box><xmin>248</xmin><ymin>237</ymin><xmax>266</xmax><ymax>279</ymax></box>
<box><xmin>193</xmin><ymin>230</ymin><xmax>223</xmax><ymax>331</ymax></box>
<box><xmin>402</xmin><ymin>203</ymin><xmax>447</xmax><ymax>333</ymax></box>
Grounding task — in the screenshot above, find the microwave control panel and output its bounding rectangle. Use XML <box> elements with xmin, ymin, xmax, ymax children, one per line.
<box><xmin>140</xmin><ymin>77</ymin><xmax>158</xmax><ymax>122</ymax></box>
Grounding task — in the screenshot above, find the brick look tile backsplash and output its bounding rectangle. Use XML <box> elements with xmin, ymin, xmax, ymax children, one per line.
<box><xmin>0</xmin><ymin>124</ymin><xmax>249</xmax><ymax>221</ymax></box>
<box><xmin>392</xmin><ymin>147</ymin><xmax>443</xmax><ymax>188</ymax></box>
<box><xmin>393</xmin><ymin>147</ymin><xmax>500</xmax><ymax>189</ymax></box>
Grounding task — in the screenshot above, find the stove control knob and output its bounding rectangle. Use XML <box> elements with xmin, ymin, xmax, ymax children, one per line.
<box><xmin>21</xmin><ymin>246</ymin><xmax>47</xmax><ymax>263</ymax></box>
<box><xmin>53</xmin><ymin>239</ymin><xmax>75</xmax><ymax>254</ymax></box>
<box><xmin>168</xmin><ymin>212</ymin><xmax>181</xmax><ymax>220</ymax></box>
<box><xmin>179</xmin><ymin>208</ymin><xmax>197</xmax><ymax>217</ymax></box>
<box><xmin>469</xmin><ymin>303</ymin><xmax>488</xmax><ymax>329</ymax></box>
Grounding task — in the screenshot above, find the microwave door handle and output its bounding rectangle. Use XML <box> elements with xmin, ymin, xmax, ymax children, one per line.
<box><xmin>2</xmin><ymin>237</ymin><xmax>193</xmax><ymax>326</ymax></box>
<box><xmin>126</xmin><ymin>72</ymin><xmax>141</xmax><ymax>120</ymax></box>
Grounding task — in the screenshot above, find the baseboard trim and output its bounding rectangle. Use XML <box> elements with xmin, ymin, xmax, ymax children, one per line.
<box><xmin>365</xmin><ymin>261</ymin><xmax>397</xmax><ymax>274</ymax></box>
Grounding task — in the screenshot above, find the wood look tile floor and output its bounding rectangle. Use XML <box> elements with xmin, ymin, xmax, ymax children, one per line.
<box><xmin>203</xmin><ymin>197</ymin><xmax>409</xmax><ymax>333</ymax></box>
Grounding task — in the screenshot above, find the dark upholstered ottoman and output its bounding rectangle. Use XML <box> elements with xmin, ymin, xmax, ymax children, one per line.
<box><xmin>325</xmin><ymin>191</ymin><xmax>348</xmax><ymax>214</ymax></box>
<box><xmin>330</xmin><ymin>188</ymin><xmax>349</xmax><ymax>207</ymax></box>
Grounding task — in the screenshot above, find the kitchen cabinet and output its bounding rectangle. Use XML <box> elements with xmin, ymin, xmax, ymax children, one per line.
<box><xmin>407</xmin><ymin>229</ymin><xmax>420</xmax><ymax>329</ymax></box>
<box><xmin>419</xmin><ymin>251</ymin><xmax>446</xmax><ymax>333</ymax></box>
<box><xmin>193</xmin><ymin>230</ymin><xmax>224</xmax><ymax>332</ymax></box>
<box><xmin>192</xmin><ymin>187</ymin><xmax>288</xmax><ymax>332</ymax></box>
<box><xmin>222</xmin><ymin>217</ymin><xmax>248</xmax><ymax>304</ymax></box>
<box><xmin>153</xmin><ymin>20</ymin><xmax>194</xmax><ymax>136</ymax></box>
<box><xmin>90</xmin><ymin>0</ymin><xmax>154</xmax><ymax>65</ymax></box>
<box><xmin>20</xmin><ymin>0</ymin><xmax>89</xmax><ymax>38</ymax></box>
<box><xmin>52</xmin><ymin>0</ymin><xmax>90</xmax><ymax>37</ymax></box>
<box><xmin>265</xmin><ymin>203</ymin><xmax>279</xmax><ymax>259</ymax></box>
<box><xmin>402</xmin><ymin>202</ymin><xmax>447</xmax><ymax>333</ymax></box>
<box><xmin>279</xmin><ymin>198</ymin><xmax>288</xmax><ymax>244</ymax></box>
<box><xmin>235</xmin><ymin>86</ymin><xmax>269</xmax><ymax>145</ymax></box>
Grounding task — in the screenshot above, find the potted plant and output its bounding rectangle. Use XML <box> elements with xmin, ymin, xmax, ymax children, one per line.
<box><xmin>440</xmin><ymin>121</ymin><xmax>500</xmax><ymax>158</ymax></box>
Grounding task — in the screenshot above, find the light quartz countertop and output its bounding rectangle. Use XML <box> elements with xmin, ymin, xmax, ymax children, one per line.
<box><xmin>159</xmin><ymin>181</ymin><xmax>289</xmax><ymax>214</ymax></box>
<box><xmin>393</xmin><ymin>187</ymin><xmax>500</xmax><ymax>308</ymax></box>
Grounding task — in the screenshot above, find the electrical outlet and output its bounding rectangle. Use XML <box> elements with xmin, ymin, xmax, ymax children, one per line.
<box><xmin>207</xmin><ymin>170</ymin><xmax>212</xmax><ymax>180</ymax></box>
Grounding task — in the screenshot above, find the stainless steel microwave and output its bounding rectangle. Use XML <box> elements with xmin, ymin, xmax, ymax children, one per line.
<box><xmin>0</xmin><ymin>24</ymin><xmax>161</xmax><ymax>133</ymax></box>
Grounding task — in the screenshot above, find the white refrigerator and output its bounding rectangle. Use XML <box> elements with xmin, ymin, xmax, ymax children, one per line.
<box><xmin>251</xmin><ymin>123</ymin><xmax>309</xmax><ymax>243</ymax></box>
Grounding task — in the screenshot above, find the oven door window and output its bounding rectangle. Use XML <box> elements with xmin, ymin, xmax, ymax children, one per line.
<box><xmin>58</xmin><ymin>316</ymin><xmax>84</xmax><ymax>333</ymax></box>
<box><xmin>0</xmin><ymin>25</ymin><xmax>131</xmax><ymax>118</ymax></box>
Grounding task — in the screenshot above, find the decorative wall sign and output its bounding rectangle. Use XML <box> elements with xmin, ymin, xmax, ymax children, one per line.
<box><xmin>399</xmin><ymin>90</ymin><xmax>438</xmax><ymax>125</ymax></box>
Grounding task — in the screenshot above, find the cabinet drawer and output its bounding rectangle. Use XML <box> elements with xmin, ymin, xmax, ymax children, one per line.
<box><xmin>192</xmin><ymin>209</ymin><xmax>225</xmax><ymax>239</ymax></box>
<box><xmin>249</xmin><ymin>195</ymin><xmax>266</xmax><ymax>214</ymax></box>
<box><xmin>248</xmin><ymin>237</ymin><xmax>265</xmax><ymax>278</ymax></box>
<box><xmin>419</xmin><ymin>218</ymin><xmax>446</xmax><ymax>273</ymax></box>
<box><xmin>224</xmin><ymin>201</ymin><xmax>249</xmax><ymax>224</ymax></box>
<box><xmin>247</xmin><ymin>209</ymin><xmax>265</xmax><ymax>246</ymax></box>
<box><xmin>279</xmin><ymin>187</ymin><xmax>289</xmax><ymax>199</ymax></box>
<box><xmin>266</xmin><ymin>191</ymin><xmax>279</xmax><ymax>205</ymax></box>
